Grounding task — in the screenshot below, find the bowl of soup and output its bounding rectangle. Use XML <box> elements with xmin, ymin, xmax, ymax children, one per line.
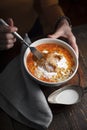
<box><xmin>23</xmin><ymin>38</ymin><xmax>78</xmax><ymax>86</ymax></box>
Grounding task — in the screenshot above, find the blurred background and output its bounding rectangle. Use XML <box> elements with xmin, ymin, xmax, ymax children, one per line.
<box><xmin>59</xmin><ymin>0</ymin><xmax>87</xmax><ymax>26</ymax></box>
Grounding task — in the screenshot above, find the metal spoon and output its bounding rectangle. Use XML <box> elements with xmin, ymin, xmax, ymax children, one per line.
<box><xmin>0</xmin><ymin>19</ymin><xmax>43</xmax><ymax>60</ymax></box>
<box><xmin>48</xmin><ymin>85</ymin><xmax>87</xmax><ymax>105</ymax></box>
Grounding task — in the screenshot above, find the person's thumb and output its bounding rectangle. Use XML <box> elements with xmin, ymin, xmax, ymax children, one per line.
<box><xmin>7</xmin><ymin>18</ymin><xmax>18</xmax><ymax>32</ymax></box>
<box><xmin>7</xmin><ymin>18</ymin><xmax>14</xmax><ymax>26</ymax></box>
<box><xmin>48</xmin><ymin>30</ymin><xmax>63</xmax><ymax>38</ymax></box>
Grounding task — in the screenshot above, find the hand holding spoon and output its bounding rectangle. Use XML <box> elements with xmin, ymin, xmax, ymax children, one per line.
<box><xmin>0</xmin><ymin>19</ymin><xmax>43</xmax><ymax>60</ymax></box>
<box><xmin>48</xmin><ymin>85</ymin><xmax>87</xmax><ymax>105</ymax></box>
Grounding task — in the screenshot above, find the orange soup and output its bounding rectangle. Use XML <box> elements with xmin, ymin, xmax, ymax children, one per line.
<box><xmin>26</xmin><ymin>43</ymin><xmax>75</xmax><ymax>82</ymax></box>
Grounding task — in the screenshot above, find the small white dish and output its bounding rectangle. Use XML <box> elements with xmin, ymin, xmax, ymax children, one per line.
<box><xmin>48</xmin><ymin>85</ymin><xmax>83</xmax><ymax>105</ymax></box>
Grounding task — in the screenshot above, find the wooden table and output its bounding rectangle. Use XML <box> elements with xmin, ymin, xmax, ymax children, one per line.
<box><xmin>0</xmin><ymin>25</ymin><xmax>87</xmax><ymax>130</ymax></box>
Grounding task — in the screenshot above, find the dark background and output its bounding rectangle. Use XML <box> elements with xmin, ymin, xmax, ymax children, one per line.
<box><xmin>60</xmin><ymin>0</ymin><xmax>87</xmax><ymax>26</ymax></box>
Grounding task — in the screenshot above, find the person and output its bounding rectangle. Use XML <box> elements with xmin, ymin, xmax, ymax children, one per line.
<box><xmin>0</xmin><ymin>0</ymin><xmax>78</xmax><ymax>56</ymax></box>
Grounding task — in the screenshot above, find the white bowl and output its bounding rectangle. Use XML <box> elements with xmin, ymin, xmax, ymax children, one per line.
<box><xmin>23</xmin><ymin>38</ymin><xmax>78</xmax><ymax>87</ymax></box>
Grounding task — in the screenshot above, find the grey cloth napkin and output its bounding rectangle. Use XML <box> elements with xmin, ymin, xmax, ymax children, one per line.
<box><xmin>0</xmin><ymin>36</ymin><xmax>53</xmax><ymax>130</ymax></box>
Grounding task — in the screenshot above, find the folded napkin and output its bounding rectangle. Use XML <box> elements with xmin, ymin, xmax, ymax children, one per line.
<box><xmin>0</xmin><ymin>36</ymin><xmax>53</xmax><ymax>130</ymax></box>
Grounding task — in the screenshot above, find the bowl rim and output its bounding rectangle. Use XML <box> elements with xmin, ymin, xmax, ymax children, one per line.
<box><xmin>23</xmin><ymin>38</ymin><xmax>79</xmax><ymax>86</ymax></box>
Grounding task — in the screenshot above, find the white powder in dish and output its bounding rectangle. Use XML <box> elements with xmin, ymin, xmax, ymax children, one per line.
<box><xmin>35</xmin><ymin>66</ymin><xmax>57</xmax><ymax>79</ymax></box>
<box><xmin>55</xmin><ymin>89</ymin><xmax>79</xmax><ymax>104</ymax></box>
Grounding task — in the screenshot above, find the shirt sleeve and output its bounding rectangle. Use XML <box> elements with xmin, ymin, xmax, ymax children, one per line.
<box><xmin>34</xmin><ymin>0</ymin><xmax>65</xmax><ymax>34</ymax></box>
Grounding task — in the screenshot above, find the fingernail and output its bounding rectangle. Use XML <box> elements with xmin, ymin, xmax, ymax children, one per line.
<box><xmin>15</xmin><ymin>27</ymin><xmax>18</xmax><ymax>31</ymax></box>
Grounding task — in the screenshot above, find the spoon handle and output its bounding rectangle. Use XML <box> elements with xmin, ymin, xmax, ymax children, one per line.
<box><xmin>0</xmin><ymin>18</ymin><xmax>43</xmax><ymax>59</ymax></box>
<box><xmin>0</xmin><ymin>18</ymin><xmax>29</xmax><ymax>47</ymax></box>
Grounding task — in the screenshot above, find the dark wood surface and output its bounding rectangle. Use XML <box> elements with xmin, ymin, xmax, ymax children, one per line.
<box><xmin>0</xmin><ymin>25</ymin><xmax>87</xmax><ymax>130</ymax></box>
